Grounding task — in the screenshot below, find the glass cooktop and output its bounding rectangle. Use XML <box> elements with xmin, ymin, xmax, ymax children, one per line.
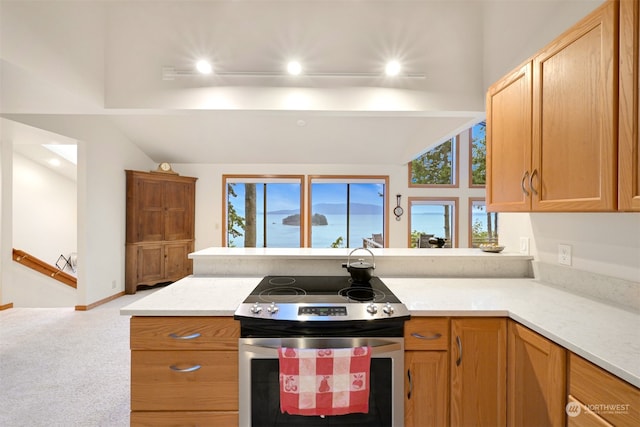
<box><xmin>241</xmin><ymin>275</ymin><xmax>402</xmax><ymax>304</ymax></box>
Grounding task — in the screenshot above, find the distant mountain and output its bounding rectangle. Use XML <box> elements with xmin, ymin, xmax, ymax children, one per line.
<box><xmin>312</xmin><ymin>203</ymin><xmax>381</xmax><ymax>215</ymax></box>
<box><xmin>267</xmin><ymin>209</ymin><xmax>300</xmax><ymax>215</ymax></box>
<box><xmin>267</xmin><ymin>203</ymin><xmax>381</xmax><ymax>215</ymax></box>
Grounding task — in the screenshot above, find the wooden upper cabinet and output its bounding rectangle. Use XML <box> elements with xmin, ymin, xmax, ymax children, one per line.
<box><xmin>163</xmin><ymin>180</ymin><xmax>195</xmax><ymax>241</ymax></box>
<box><xmin>136</xmin><ymin>179</ymin><xmax>165</xmax><ymax>242</ymax></box>
<box><xmin>127</xmin><ymin>171</ymin><xmax>196</xmax><ymax>243</ymax></box>
<box><xmin>619</xmin><ymin>0</ymin><xmax>640</xmax><ymax>211</ymax></box>
<box><xmin>486</xmin><ymin>0</ymin><xmax>619</xmax><ymax>212</ymax></box>
<box><xmin>486</xmin><ymin>62</ymin><xmax>533</xmax><ymax>211</ymax></box>
<box><xmin>532</xmin><ymin>0</ymin><xmax>618</xmax><ymax>211</ymax></box>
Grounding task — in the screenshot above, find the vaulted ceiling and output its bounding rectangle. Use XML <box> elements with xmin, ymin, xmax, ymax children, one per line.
<box><xmin>0</xmin><ymin>0</ymin><xmax>603</xmax><ymax>168</ymax></box>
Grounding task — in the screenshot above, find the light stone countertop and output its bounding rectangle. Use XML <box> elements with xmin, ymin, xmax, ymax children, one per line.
<box><xmin>120</xmin><ymin>276</ymin><xmax>640</xmax><ymax>388</ymax></box>
<box><xmin>189</xmin><ymin>246</ymin><xmax>531</xmax><ymax>259</ymax></box>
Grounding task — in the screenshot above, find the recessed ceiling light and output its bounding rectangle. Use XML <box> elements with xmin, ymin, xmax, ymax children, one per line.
<box><xmin>48</xmin><ymin>158</ymin><xmax>61</xmax><ymax>167</ymax></box>
<box><xmin>385</xmin><ymin>60</ymin><xmax>401</xmax><ymax>76</ymax></box>
<box><xmin>287</xmin><ymin>61</ymin><xmax>302</xmax><ymax>75</ymax></box>
<box><xmin>195</xmin><ymin>60</ymin><xmax>213</xmax><ymax>75</ymax></box>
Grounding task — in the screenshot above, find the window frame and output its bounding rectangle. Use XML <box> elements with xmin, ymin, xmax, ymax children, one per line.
<box><xmin>468</xmin><ymin>197</ymin><xmax>498</xmax><ymax>247</ymax></box>
<box><xmin>307</xmin><ymin>175</ymin><xmax>389</xmax><ymax>248</ymax></box>
<box><xmin>407</xmin><ymin>135</ymin><xmax>460</xmax><ymax>188</ymax></box>
<box><xmin>469</xmin><ymin>122</ymin><xmax>487</xmax><ymax>188</ymax></box>
<box><xmin>222</xmin><ymin>174</ymin><xmax>305</xmax><ymax>248</ymax></box>
<box><xmin>407</xmin><ymin>197</ymin><xmax>459</xmax><ymax>248</ymax></box>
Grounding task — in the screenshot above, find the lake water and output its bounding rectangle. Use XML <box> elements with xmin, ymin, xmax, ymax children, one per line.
<box><xmin>229</xmin><ymin>212</ymin><xmax>491</xmax><ymax>248</ymax></box>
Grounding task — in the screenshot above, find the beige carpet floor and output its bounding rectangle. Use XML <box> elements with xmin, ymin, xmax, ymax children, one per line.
<box><xmin>0</xmin><ymin>289</ymin><xmax>158</xmax><ymax>427</ymax></box>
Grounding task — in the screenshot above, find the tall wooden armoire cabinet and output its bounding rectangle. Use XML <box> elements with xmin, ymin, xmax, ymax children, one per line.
<box><xmin>125</xmin><ymin>169</ymin><xmax>197</xmax><ymax>294</ymax></box>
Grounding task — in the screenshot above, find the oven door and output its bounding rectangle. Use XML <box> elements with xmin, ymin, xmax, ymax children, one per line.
<box><xmin>239</xmin><ymin>337</ymin><xmax>404</xmax><ymax>427</ymax></box>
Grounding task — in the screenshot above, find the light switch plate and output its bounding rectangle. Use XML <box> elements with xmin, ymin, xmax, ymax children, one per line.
<box><xmin>519</xmin><ymin>237</ymin><xmax>530</xmax><ymax>255</ymax></box>
<box><xmin>558</xmin><ymin>244</ymin><xmax>572</xmax><ymax>266</ymax></box>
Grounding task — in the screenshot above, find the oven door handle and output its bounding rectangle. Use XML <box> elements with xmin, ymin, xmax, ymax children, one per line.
<box><xmin>241</xmin><ymin>341</ymin><xmax>402</xmax><ymax>356</ymax></box>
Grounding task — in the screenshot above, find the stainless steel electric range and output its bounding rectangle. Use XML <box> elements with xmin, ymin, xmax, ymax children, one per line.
<box><xmin>234</xmin><ymin>275</ymin><xmax>410</xmax><ymax>427</ymax></box>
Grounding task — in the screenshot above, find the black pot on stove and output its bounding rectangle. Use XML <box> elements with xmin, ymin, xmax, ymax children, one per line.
<box><xmin>342</xmin><ymin>247</ymin><xmax>376</xmax><ymax>283</ymax></box>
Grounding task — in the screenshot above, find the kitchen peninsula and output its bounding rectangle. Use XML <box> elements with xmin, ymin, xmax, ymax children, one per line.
<box><xmin>188</xmin><ymin>247</ymin><xmax>534</xmax><ymax>278</ymax></box>
<box><xmin>121</xmin><ymin>248</ymin><xmax>640</xmax><ymax>426</ymax></box>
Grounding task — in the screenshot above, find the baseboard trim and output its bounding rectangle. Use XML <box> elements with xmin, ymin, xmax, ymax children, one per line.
<box><xmin>0</xmin><ymin>302</ymin><xmax>14</xmax><ymax>311</ymax></box>
<box><xmin>75</xmin><ymin>291</ymin><xmax>125</xmax><ymax>311</ymax></box>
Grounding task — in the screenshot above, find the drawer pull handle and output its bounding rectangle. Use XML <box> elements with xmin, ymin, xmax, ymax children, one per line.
<box><xmin>407</xmin><ymin>369</ymin><xmax>413</xmax><ymax>400</ymax></box>
<box><xmin>411</xmin><ymin>332</ymin><xmax>442</xmax><ymax>340</ymax></box>
<box><xmin>169</xmin><ymin>364</ymin><xmax>201</xmax><ymax>373</ymax></box>
<box><xmin>455</xmin><ymin>336</ymin><xmax>463</xmax><ymax>366</ymax></box>
<box><xmin>169</xmin><ymin>332</ymin><xmax>201</xmax><ymax>340</ymax></box>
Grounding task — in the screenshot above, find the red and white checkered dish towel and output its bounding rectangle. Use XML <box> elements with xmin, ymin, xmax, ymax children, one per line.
<box><xmin>278</xmin><ymin>346</ymin><xmax>371</xmax><ymax>417</ymax></box>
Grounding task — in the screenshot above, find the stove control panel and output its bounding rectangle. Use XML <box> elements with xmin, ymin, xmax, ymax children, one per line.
<box><xmin>298</xmin><ymin>306</ymin><xmax>347</xmax><ymax>316</ymax></box>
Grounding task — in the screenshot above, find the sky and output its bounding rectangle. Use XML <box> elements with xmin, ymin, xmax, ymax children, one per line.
<box><xmin>228</xmin><ymin>182</ymin><xmax>385</xmax><ymax>215</ymax></box>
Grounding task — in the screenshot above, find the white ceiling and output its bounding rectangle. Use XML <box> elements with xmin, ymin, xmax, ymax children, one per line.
<box><xmin>0</xmin><ymin>0</ymin><xmax>603</xmax><ymax>171</ymax></box>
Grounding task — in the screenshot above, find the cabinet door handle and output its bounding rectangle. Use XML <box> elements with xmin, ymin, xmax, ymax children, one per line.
<box><xmin>169</xmin><ymin>332</ymin><xmax>201</xmax><ymax>340</ymax></box>
<box><xmin>410</xmin><ymin>332</ymin><xmax>442</xmax><ymax>340</ymax></box>
<box><xmin>169</xmin><ymin>364</ymin><xmax>201</xmax><ymax>373</ymax></box>
<box><xmin>529</xmin><ymin>169</ymin><xmax>539</xmax><ymax>196</ymax></box>
<box><xmin>407</xmin><ymin>369</ymin><xmax>413</xmax><ymax>400</ymax></box>
<box><xmin>521</xmin><ymin>171</ymin><xmax>530</xmax><ymax>196</ymax></box>
<box><xmin>455</xmin><ymin>336</ymin><xmax>463</xmax><ymax>366</ymax></box>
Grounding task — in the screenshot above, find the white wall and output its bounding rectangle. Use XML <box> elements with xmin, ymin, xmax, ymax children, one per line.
<box><xmin>0</xmin><ymin>132</ymin><xmax>12</xmax><ymax>306</ymax></box>
<box><xmin>176</xmin><ymin>130</ymin><xmax>486</xmax><ymax>250</ymax></box>
<box><xmin>499</xmin><ymin>213</ymin><xmax>640</xmax><ymax>283</ymax></box>
<box><xmin>482</xmin><ymin>0</ymin><xmax>605</xmax><ymax>89</ymax></box>
<box><xmin>0</xmin><ymin>116</ymin><xmax>154</xmax><ymax>307</ymax></box>
<box><xmin>12</xmin><ymin>153</ymin><xmax>77</xmax><ymax>266</ymax></box>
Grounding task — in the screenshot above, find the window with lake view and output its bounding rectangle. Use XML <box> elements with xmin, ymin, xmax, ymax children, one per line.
<box><xmin>224</xmin><ymin>176</ymin><xmax>304</xmax><ymax>248</ymax></box>
<box><xmin>309</xmin><ymin>177</ymin><xmax>387</xmax><ymax>248</ymax></box>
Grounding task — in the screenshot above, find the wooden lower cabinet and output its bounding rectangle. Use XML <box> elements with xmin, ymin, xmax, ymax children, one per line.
<box><xmin>126</xmin><ymin>240</ymin><xmax>193</xmax><ymax>294</ymax></box>
<box><xmin>131</xmin><ymin>350</ymin><xmax>238</xmax><ymax>411</ymax></box>
<box><xmin>129</xmin><ymin>316</ymin><xmax>239</xmax><ymax>425</ymax></box>
<box><xmin>507</xmin><ymin>320</ymin><xmax>566</xmax><ymax>427</ymax></box>
<box><xmin>567</xmin><ymin>396</ymin><xmax>614</xmax><ymax>427</ymax></box>
<box><xmin>451</xmin><ymin>317</ymin><xmax>507</xmax><ymax>427</ymax></box>
<box><xmin>405</xmin><ymin>351</ymin><xmax>448</xmax><ymax>427</ymax></box>
<box><xmin>404</xmin><ymin>317</ymin><xmax>449</xmax><ymax>427</ymax></box>
<box><xmin>130</xmin><ymin>411</ymin><xmax>239</xmax><ymax>427</ymax></box>
<box><xmin>568</xmin><ymin>353</ymin><xmax>640</xmax><ymax>427</ymax></box>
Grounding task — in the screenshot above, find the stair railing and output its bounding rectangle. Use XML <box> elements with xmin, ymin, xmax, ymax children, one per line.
<box><xmin>12</xmin><ymin>248</ymin><xmax>77</xmax><ymax>289</ymax></box>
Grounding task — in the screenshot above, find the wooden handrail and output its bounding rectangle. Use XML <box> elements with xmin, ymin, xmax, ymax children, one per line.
<box><xmin>12</xmin><ymin>248</ymin><xmax>77</xmax><ymax>289</ymax></box>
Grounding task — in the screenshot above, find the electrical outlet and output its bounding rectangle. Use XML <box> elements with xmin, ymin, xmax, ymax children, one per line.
<box><xmin>558</xmin><ymin>244</ymin><xmax>572</xmax><ymax>266</ymax></box>
<box><xmin>519</xmin><ymin>237</ymin><xmax>530</xmax><ymax>255</ymax></box>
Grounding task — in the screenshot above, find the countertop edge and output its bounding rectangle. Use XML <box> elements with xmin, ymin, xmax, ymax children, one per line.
<box><xmin>119</xmin><ymin>276</ymin><xmax>640</xmax><ymax>388</ymax></box>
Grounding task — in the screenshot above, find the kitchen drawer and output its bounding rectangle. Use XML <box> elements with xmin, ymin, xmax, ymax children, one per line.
<box><xmin>404</xmin><ymin>317</ymin><xmax>449</xmax><ymax>350</ymax></box>
<box><xmin>130</xmin><ymin>316</ymin><xmax>239</xmax><ymax>350</ymax></box>
<box><xmin>131</xmin><ymin>411</ymin><xmax>238</xmax><ymax>427</ymax></box>
<box><xmin>567</xmin><ymin>396</ymin><xmax>613</xmax><ymax>427</ymax></box>
<box><xmin>568</xmin><ymin>353</ymin><xmax>640</xmax><ymax>427</ymax></box>
<box><xmin>131</xmin><ymin>350</ymin><xmax>238</xmax><ymax>411</ymax></box>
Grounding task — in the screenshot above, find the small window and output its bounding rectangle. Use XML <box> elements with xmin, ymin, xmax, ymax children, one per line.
<box><xmin>469</xmin><ymin>198</ymin><xmax>498</xmax><ymax>247</ymax></box>
<box><xmin>470</xmin><ymin>121</ymin><xmax>486</xmax><ymax>187</ymax></box>
<box><xmin>409</xmin><ymin>137</ymin><xmax>459</xmax><ymax>187</ymax></box>
<box><xmin>409</xmin><ymin>197</ymin><xmax>458</xmax><ymax>248</ymax></box>
<box><xmin>223</xmin><ymin>175</ymin><xmax>304</xmax><ymax>248</ymax></box>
